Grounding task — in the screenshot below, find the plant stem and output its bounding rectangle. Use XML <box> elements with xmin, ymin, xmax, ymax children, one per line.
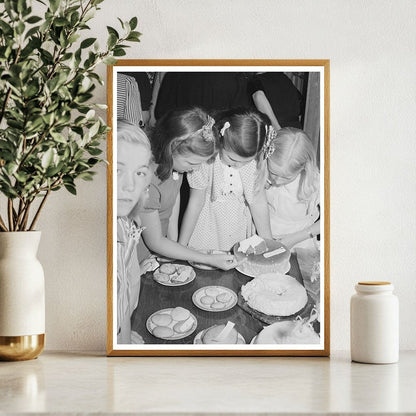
<box><xmin>20</xmin><ymin>200</ymin><xmax>33</xmax><ymax>231</ymax></box>
<box><xmin>29</xmin><ymin>189</ymin><xmax>50</xmax><ymax>231</ymax></box>
<box><xmin>15</xmin><ymin>199</ymin><xmax>28</xmax><ymax>231</ymax></box>
<box><xmin>0</xmin><ymin>214</ymin><xmax>8</xmax><ymax>232</ymax></box>
<box><xmin>7</xmin><ymin>199</ymin><xmax>14</xmax><ymax>231</ymax></box>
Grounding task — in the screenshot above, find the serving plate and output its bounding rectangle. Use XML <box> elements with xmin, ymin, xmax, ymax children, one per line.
<box><xmin>153</xmin><ymin>264</ymin><xmax>196</xmax><ymax>287</ymax></box>
<box><xmin>146</xmin><ymin>308</ymin><xmax>197</xmax><ymax>340</ymax></box>
<box><xmin>194</xmin><ymin>328</ymin><xmax>246</xmax><ymax>344</ymax></box>
<box><xmin>192</xmin><ymin>286</ymin><xmax>237</xmax><ymax>312</ymax></box>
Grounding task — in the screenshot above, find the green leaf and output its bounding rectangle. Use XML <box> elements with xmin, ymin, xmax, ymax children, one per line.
<box><xmin>5</xmin><ymin>162</ymin><xmax>18</xmax><ymax>176</ymax></box>
<box><xmin>41</xmin><ymin>148</ymin><xmax>54</xmax><ymax>169</ymax></box>
<box><xmin>50</xmin><ymin>131</ymin><xmax>67</xmax><ymax>143</ymax></box>
<box><xmin>106</xmin><ymin>26</ymin><xmax>119</xmax><ymax>38</ymax></box>
<box><xmin>88</xmin><ymin>147</ymin><xmax>102</xmax><ymax>156</ymax></box>
<box><xmin>54</xmin><ymin>17</ymin><xmax>69</xmax><ymax>27</ymax></box>
<box><xmin>17</xmin><ymin>0</ymin><xmax>27</xmax><ymax>14</ymax></box>
<box><xmin>14</xmin><ymin>171</ymin><xmax>28</xmax><ymax>183</ymax></box>
<box><xmin>77</xmin><ymin>171</ymin><xmax>95</xmax><ymax>181</ymax></box>
<box><xmin>26</xmin><ymin>15</ymin><xmax>42</xmax><ymax>24</ymax></box>
<box><xmin>49</xmin><ymin>0</ymin><xmax>60</xmax><ymax>13</ymax></box>
<box><xmin>64</xmin><ymin>183</ymin><xmax>77</xmax><ymax>195</ymax></box>
<box><xmin>103</xmin><ymin>56</ymin><xmax>117</xmax><ymax>65</ymax></box>
<box><xmin>126</xmin><ymin>33</ymin><xmax>141</xmax><ymax>42</ymax></box>
<box><xmin>24</xmin><ymin>25</ymin><xmax>40</xmax><ymax>39</ymax></box>
<box><xmin>70</xmin><ymin>11</ymin><xmax>80</xmax><ymax>26</ymax></box>
<box><xmin>68</xmin><ymin>33</ymin><xmax>80</xmax><ymax>44</ymax></box>
<box><xmin>88</xmin><ymin>120</ymin><xmax>100</xmax><ymax>138</ymax></box>
<box><xmin>113</xmin><ymin>47</ymin><xmax>126</xmax><ymax>57</ymax></box>
<box><xmin>129</xmin><ymin>17</ymin><xmax>138</xmax><ymax>30</ymax></box>
<box><xmin>0</xmin><ymin>20</ymin><xmax>13</xmax><ymax>35</ymax></box>
<box><xmin>107</xmin><ymin>33</ymin><xmax>117</xmax><ymax>49</ymax></box>
<box><xmin>85</xmin><ymin>109</ymin><xmax>95</xmax><ymax>120</ymax></box>
<box><xmin>80</xmin><ymin>37</ymin><xmax>96</xmax><ymax>49</ymax></box>
<box><xmin>16</xmin><ymin>21</ymin><xmax>25</xmax><ymax>35</ymax></box>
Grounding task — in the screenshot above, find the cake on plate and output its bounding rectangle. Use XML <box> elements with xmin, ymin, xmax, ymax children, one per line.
<box><xmin>241</xmin><ymin>272</ymin><xmax>308</xmax><ymax>316</ymax></box>
<box><xmin>233</xmin><ymin>235</ymin><xmax>290</xmax><ymax>277</ymax></box>
<box><xmin>195</xmin><ymin>322</ymin><xmax>245</xmax><ymax>344</ymax></box>
<box><xmin>253</xmin><ymin>319</ymin><xmax>320</xmax><ymax>344</ymax></box>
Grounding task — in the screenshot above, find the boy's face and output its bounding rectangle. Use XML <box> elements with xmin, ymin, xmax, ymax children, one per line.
<box><xmin>117</xmin><ymin>140</ymin><xmax>152</xmax><ymax>217</ymax></box>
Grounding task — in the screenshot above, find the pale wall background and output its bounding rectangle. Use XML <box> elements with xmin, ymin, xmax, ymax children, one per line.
<box><xmin>33</xmin><ymin>0</ymin><xmax>416</xmax><ymax>351</ymax></box>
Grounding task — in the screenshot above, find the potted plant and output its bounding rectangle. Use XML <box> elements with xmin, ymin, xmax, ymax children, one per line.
<box><xmin>0</xmin><ymin>0</ymin><xmax>140</xmax><ymax>360</ymax></box>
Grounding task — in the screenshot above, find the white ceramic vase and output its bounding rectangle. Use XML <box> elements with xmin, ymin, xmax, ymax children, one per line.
<box><xmin>0</xmin><ymin>231</ymin><xmax>45</xmax><ymax>361</ymax></box>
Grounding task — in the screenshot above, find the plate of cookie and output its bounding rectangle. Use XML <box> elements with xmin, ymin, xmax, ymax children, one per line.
<box><xmin>146</xmin><ymin>307</ymin><xmax>197</xmax><ymax>340</ymax></box>
<box><xmin>153</xmin><ymin>263</ymin><xmax>196</xmax><ymax>286</ymax></box>
<box><xmin>192</xmin><ymin>286</ymin><xmax>237</xmax><ymax>312</ymax></box>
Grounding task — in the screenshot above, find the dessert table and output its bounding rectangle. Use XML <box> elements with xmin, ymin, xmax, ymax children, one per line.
<box><xmin>131</xmin><ymin>254</ymin><xmax>310</xmax><ymax>344</ymax></box>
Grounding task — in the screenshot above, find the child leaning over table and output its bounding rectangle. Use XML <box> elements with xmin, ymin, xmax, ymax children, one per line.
<box><xmin>179</xmin><ymin>107</ymin><xmax>273</xmax><ymax>252</ymax></box>
<box><xmin>265</xmin><ymin>127</ymin><xmax>321</xmax><ymax>293</ymax></box>
<box><xmin>117</xmin><ymin>120</ymin><xmax>153</xmax><ymax>344</ymax></box>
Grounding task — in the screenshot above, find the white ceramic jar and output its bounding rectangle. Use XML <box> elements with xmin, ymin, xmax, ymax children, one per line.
<box><xmin>0</xmin><ymin>231</ymin><xmax>45</xmax><ymax>360</ymax></box>
<box><xmin>350</xmin><ymin>281</ymin><xmax>399</xmax><ymax>364</ymax></box>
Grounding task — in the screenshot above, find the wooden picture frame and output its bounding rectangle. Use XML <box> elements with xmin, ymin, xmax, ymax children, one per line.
<box><xmin>107</xmin><ymin>60</ymin><xmax>330</xmax><ymax>356</ymax></box>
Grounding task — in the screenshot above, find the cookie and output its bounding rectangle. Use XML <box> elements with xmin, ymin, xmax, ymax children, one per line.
<box><xmin>172</xmin><ymin>270</ymin><xmax>191</xmax><ymax>283</ymax></box>
<box><xmin>151</xmin><ymin>313</ymin><xmax>172</xmax><ymax>327</ymax></box>
<box><xmin>171</xmin><ymin>306</ymin><xmax>190</xmax><ymax>321</ymax></box>
<box><xmin>173</xmin><ymin>317</ymin><xmax>195</xmax><ymax>333</ymax></box>
<box><xmin>205</xmin><ymin>287</ymin><xmax>220</xmax><ymax>297</ymax></box>
<box><xmin>176</xmin><ymin>264</ymin><xmax>189</xmax><ymax>273</ymax></box>
<box><xmin>154</xmin><ymin>272</ymin><xmax>170</xmax><ymax>283</ymax></box>
<box><xmin>216</xmin><ymin>292</ymin><xmax>232</xmax><ymax>303</ymax></box>
<box><xmin>211</xmin><ymin>302</ymin><xmax>225</xmax><ymax>310</ymax></box>
<box><xmin>152</xmin><ymin>326</ymin><xmax>174</xmax><ymax>338</ymax></box>
<box><xmin>200</xmin><ymin>295</ymin><xmax>215</xmax><ymax>305</ymax></box>
<box><xmin>159</xmin><ymin>263</ymin><xmax>176</xmax><ymax>275</ymax></box>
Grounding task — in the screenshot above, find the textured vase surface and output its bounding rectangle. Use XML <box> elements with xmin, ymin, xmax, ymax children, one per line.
<box><xmin>0</xmin><ymin>231</ymin><xmax>45</xmax><ymax>360</ymax></box>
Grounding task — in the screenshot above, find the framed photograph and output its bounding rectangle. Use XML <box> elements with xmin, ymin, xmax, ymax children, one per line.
<box><xmin>107</xmin><ymin>60</ymin><xmax>330</xmax><ymax>356</ymax></box>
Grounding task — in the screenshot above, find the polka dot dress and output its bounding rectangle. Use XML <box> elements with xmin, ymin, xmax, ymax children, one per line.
<box><xmin>187</xmin><ymin>155</ymin><xmax>257</xmax><ymax>251</ymax></box>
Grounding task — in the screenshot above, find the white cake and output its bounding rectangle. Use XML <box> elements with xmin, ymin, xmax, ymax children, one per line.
<box><xmin>241</xmin><ymin>273</ymin><xmax>308</xmax><ymax>316</ymax></box>
<box><xmin>233</xmin><ymin>237</ymin><xmax>290</xmax><ymax>277</ymax></box>
<box><xmin>253</xmin><ymin>320</ymin><xmax>320</xmax><ymax>344</ymax></box>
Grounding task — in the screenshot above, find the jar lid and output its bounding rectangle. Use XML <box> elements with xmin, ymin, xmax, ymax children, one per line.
<box><xmin>355</xmin><ymin>281</ymin><xmax>394</xmax><ymax>293</ymax></box>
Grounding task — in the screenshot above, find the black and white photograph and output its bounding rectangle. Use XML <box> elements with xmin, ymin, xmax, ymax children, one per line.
<box><xmin>108</xmin><ymin>61</ymin><xmax>329</xmax><ymax>355</ymax></box>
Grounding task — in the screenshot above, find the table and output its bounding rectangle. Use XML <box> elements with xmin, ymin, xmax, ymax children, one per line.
<box><xmin>1</xmin><ymin>351</ymin><xmax>416</xmax><ymax>415</ymax></box>
<box><xmin>131</xmin><ymin>254</ymin><xmax>308</xmax><ymax>344</ymax></box>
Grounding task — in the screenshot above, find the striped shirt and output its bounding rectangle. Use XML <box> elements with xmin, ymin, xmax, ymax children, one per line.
<box><xmin>117</xmin><ymin>73</ymin><xmax>143</xmax><ymax>126</ymax></box>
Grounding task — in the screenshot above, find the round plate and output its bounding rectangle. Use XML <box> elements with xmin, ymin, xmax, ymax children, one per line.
<box><xmin>192</xmin><ymin>286</ymin><xmax>237</xmax><ymax>312</ymax></box>
<box><xmin>153</xmin><ymin>264</ymin><xmax>196</xmax><ymax>287</ymax></box>
<box><xmin>188</xmin><ymin>250</ymin><xmax>229</xmax><ymax>271</ymax></box>
<box><xmin>146</xmin><ymin>308</ymin><xmax>197</xmax><ymax>340</ymax></box>
<box><xmin>236</xmin><ymin>259</ymin><xmax>291</xmax><ymax>278</ymax></box>
<box><xmin>194</xmin><ymin>328</ymin><xmax>246</xmax><ymax>344</ymax></box>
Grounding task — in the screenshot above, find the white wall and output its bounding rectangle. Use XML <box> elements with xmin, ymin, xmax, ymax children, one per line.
<box><xmin>34</xmin><ymin>0</ymin><xmax>416</xmax><ymax>351</ymax></box>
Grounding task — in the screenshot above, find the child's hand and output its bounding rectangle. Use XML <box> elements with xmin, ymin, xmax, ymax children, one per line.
<box><xmin>140</xmin><ymin>256</ymin><xmax>160</xmax><ymax>274</ymax></box>
<box><xmin>207</xmin><ymin>253</ymin><xmax>242</xmax><ymax>271</ymax></box>
<box><xmin>276</xmin><ymin>233</ymin><xmax>302</xmax><ymax>250</ymax></box>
